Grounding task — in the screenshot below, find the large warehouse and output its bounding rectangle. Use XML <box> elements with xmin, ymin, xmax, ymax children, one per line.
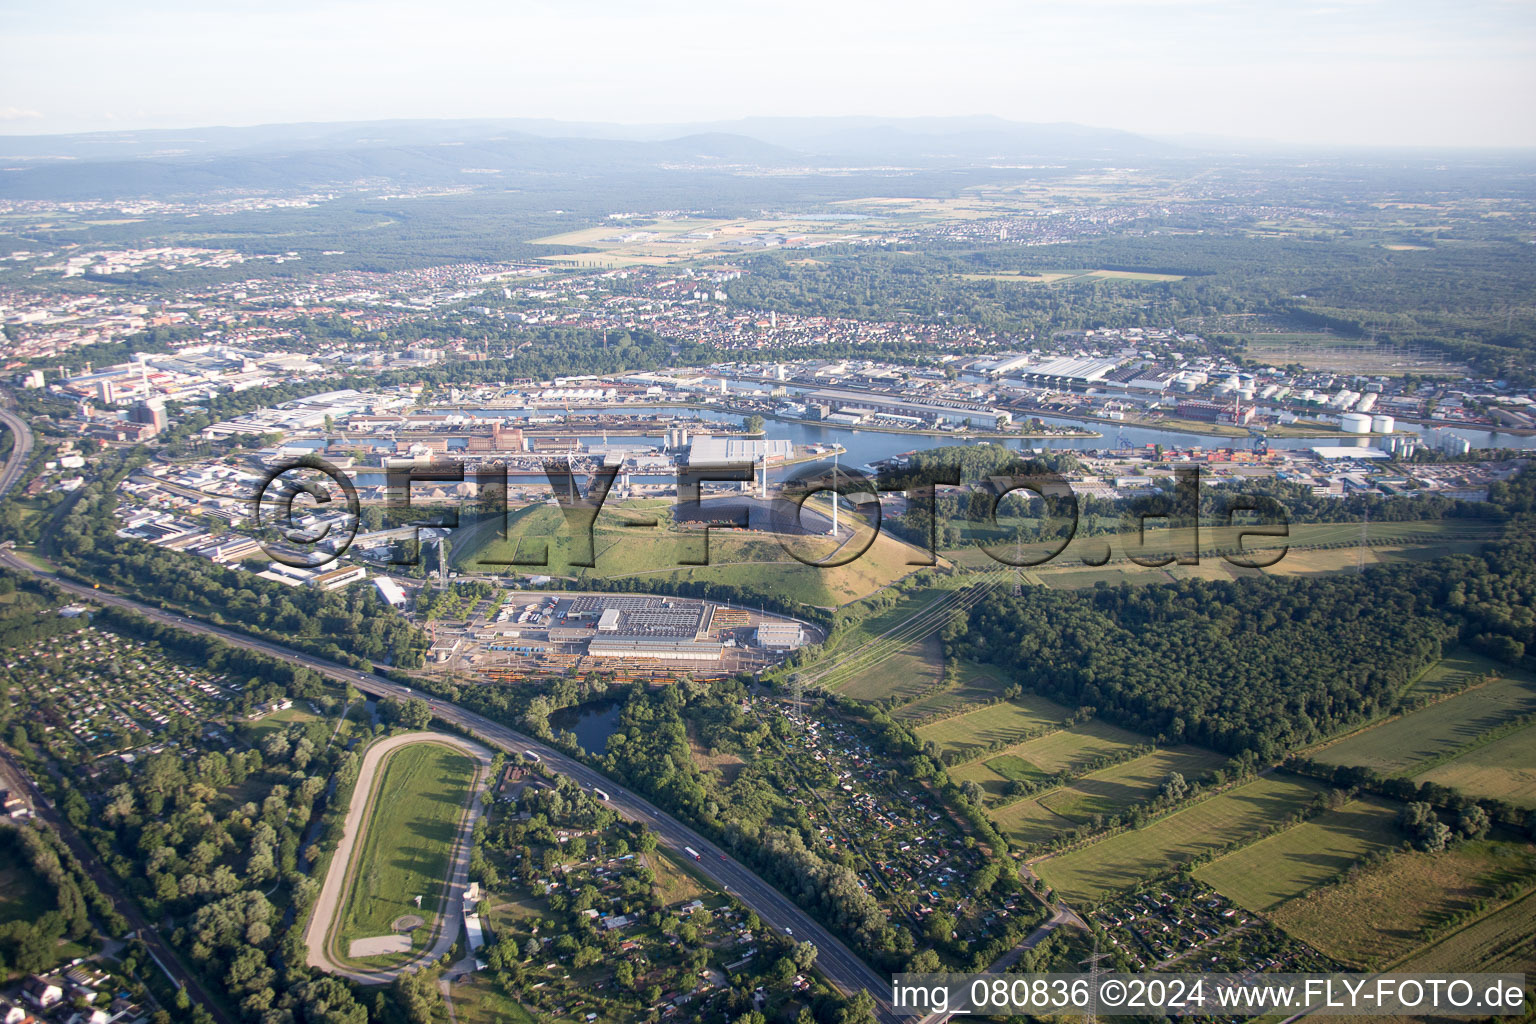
<box><xmin>556</xmin><ymin>595</ymin><xmax>726</xmax><ymax>662</ymax></box>
<box><xmin>755</xmin><ymin>621</ymin><xmax>803</xmax><ymax>650</ymax></box>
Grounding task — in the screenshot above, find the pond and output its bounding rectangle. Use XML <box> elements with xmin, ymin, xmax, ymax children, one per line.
<box><xmin>548</xmin><ymin>700</ymin><xmax>623</xmax><ymax>754</ymax></box>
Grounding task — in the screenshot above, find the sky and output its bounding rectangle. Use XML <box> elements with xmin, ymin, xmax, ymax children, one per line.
<box><xmin>2</xmin><ymin>0</ymin><xmax>1534</xmax><ymax>147</ymax></box>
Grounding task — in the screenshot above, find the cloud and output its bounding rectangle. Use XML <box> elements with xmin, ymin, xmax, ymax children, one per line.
<box><xmin>0</xmin><ymin>107</ymin><xmax>44</xmax><ymax>121</ymax></box>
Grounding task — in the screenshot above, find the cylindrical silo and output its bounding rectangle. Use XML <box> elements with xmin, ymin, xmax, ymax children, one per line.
<box><xmin>1340</xmin><ymin>412</ymin><xmax>1372</xmax><ymax>434</ymax></box>
<box><xmin>1371</xmin><ymin>414</ymin><xmax>1395</xmax><ymax>434</ymax></box>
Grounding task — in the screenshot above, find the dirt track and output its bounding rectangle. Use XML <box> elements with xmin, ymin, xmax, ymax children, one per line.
<box><xmin>303</xmin><ymin>731</ymin><xmax>492</xmax><ymax>984</ymax></box>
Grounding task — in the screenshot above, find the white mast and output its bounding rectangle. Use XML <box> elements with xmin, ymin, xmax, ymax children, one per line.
<box><xmin>828</xmin><ymin>452</ymin><xmax>839</xmax><ymax>537</ymax></box>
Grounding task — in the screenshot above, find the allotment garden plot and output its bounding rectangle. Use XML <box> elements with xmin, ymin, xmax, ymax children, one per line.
<box><xmin>17</xmin><ymin>628</ymin><xmax>238</xmax><ymax>755</ymax></box>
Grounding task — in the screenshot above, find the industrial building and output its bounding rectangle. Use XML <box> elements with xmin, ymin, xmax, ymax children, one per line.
<box><xmin>754</xmin><ymin>622</ymin><xmax>803</xmax><ymax>650</ymax></box>
<box><xmin>1176</xmin><ymin>399</ymin><xmax>1255</xmax><ymax>425</ymax></box>
<box><xmin>557</xmin><ymin>595</ymin><xmax>726</xmax><ymax>662</ymax></box>
<box><xmin>804</xmin><ymin>387</ymin><xmax>1011</xmax><ymax>429</ymax></box>
<box><xmin>687</xmin><ymin>437</ymin><xmax>794</xmax><ymax>464</ymax></box>
<box><xmin>586</xmin><ymin>635</ymin><xmax>726</xmax><ymax>661</ymax></box>
<box><xmin>310</xmin><ymin>565</ymin><xmax>367</xmax><ymax>591</ymax></box>
<box><xmin>990</xmin><ymin>354</ymin><xmax>1122</xmax><ymax>384</ymax></box>
<box><xmin>374</xmin><ymin>576</ymin><xmax>407</xmax><ymax>608</ymax></box>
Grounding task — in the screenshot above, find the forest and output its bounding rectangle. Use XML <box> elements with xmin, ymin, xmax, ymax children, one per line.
<box><xmin>945</xmin><ymin>467</ymin><xmax>1536</xmax><ymax>758</ymax></box>
<box><xmin>725</xmin><ymin>229</ymin><xmax>1536</xmax><ymax>382</ymax></box>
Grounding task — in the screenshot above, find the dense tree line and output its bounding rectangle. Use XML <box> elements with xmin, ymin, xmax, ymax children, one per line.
<box><xmin>944</xmin><ymin>467</ymin><xmax>1536</xmax><ymax>759</ymax></box>
<box><xmin>945</xmin><ymin>571</ymin><xmax>1457</xmax><ymax>758</ymax></box>
<box><xmin>0</xmin><ymin>823</ymin><xmax>127</xmax><ymax>976</ymax></box>
<box><xmin>724</xmin><ymin>226</ymin><xmax>1536</xmax><ymax>381</ymax></box>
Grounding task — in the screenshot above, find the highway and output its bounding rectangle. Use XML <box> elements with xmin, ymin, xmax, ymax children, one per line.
<box><xmin>0</xmin><ymin>400</ymin><xmax>919</xmax><ymax>1021</ymax></box>
<box><xmin>0</xmin><ymin>550</ymin><xmax>900</xmax><ymax>1018</ymax></box>
<box><xmin>0</xmin><ymin>407</ymin><xmax>34</xmax><ymax>499</ymax></box>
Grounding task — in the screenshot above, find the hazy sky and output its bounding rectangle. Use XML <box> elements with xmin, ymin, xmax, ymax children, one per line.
<box><xmin>3</xmin><ymin>0</ymin><xmax>1534</xmax><ymax>146</ymax></box>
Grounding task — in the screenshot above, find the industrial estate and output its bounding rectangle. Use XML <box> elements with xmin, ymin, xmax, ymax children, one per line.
<box><xmin>0</xmin><ymin>85</ymin><xmax>1532</xmax><ymax>1024</ymax></box>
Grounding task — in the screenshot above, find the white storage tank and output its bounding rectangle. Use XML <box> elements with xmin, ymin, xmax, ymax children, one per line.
<box><xmin>1371</xmin><ymin>414</ymin><xmax>1395</xmax><ymax>434</ymax></box>
<box><xmin>1356</xmin><ymin>392</ymin><xmax>1379</xmax><ymax>413</ymax></box>
<box><xmin>1340</xmin><ymin>412</ymin><xmax>1373</xmax><ymax>434</ymax></box>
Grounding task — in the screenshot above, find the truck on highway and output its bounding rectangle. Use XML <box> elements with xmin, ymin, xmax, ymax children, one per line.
<box><xmin>524</xmin><ymin>750</ymin><xmax>541</xmax><ymax>762</ymax></box>
<box><xmin>684</xmin><ymin>847</ymin><xmax>701</xmax><ymax>861</ymax></box>
<box><xmin>591</xmin><ymin>788</ymin><xmax>610</xmax><ymax>801</ymax></box>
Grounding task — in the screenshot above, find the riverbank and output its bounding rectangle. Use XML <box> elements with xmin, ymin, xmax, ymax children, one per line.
<box><xmin>1018</xmin><ymin>405</ymin><xmax>1410</xmax><ymax>442</ymax></box>
<box><xmin>751</xmin><ymin>408</ymin><xmax>1099</xmax><ymax>441</ymax></box>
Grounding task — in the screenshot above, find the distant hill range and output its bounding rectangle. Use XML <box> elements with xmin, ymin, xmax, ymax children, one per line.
<box><xmin>0</xmin><ymin>115</ymin><xmax>1182</xmax><ymax>200</ymax></box>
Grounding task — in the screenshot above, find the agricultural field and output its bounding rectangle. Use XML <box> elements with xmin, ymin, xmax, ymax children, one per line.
<box><xmin>947</xmin><ymin>519</ymin><xmax>1489</xmax><ymax>582</ymax></box>
<box><xmin>1406</xmin><ymin>649</ymin><xmax>1508</xmax><ymax>699</ymax></box>
<box><xmin>914</xmin><ymin>692</ymin><xmax>1075</xmax><ymax>758</ymax></box>
<box><xmin>1414</xmin><ymin>723</ymin><xmax>1536</xmax><ymax>808</ymax></box>
<box><xmin>1394</xmin><ymin>889</ymin><xmax>1536</xmax><ymax>973</ymax></box>
<box><xmin>992</xmin><ymin>746</ymin><xmax>1228</xmax><ymax>845</ymax></box>
<box><xmin>1308</xmin><ymin>666</ymin><xmax>1536</xmax><ymax>776</ymax></box>
<box><xmin>338</xmin><ymin>742</ymin><xmax>475</xmax><ymax>957</ymax></box>
<box><xmin>1039</xmin><ymin>746</ymin><xmax>1229</xmax><ymax>820</ymax></box>
<box><xmin>1033</xmin><ymin>774</ymin><xmax>1329</xmax><ymax>904</ymax></box>
<box><xmin>832</xmin><ymin>633</ymin><xmax>943</xmax><ymax>702</ymax></box>
<box><xmin>527</xmin><ymin>214</ymin><xmax>877</xmax><ymax>267</ymax></box>
<box><xmin>1193</xmin><ymin>798</ymin><xmax>1403</xmax><ymax>911</ymax></box>
<box><xmin>887</xmin><ymin>659</ymin><xmax>1012</xmax><ymax>720</ymax></box>
<box><xmin>1267</xmin><ymin>840</ymin><xmax>1536</xmax><ymax>968</ymax></box>
<box><xmin>1237</xmin><ymin>332</ymin><xmax>1468</xmax><ymax>375</ymax></box>
<box><xmin>950</xmin><ymin>720</ymin><xmax>1146</xmax><ymax>801</ymax></box>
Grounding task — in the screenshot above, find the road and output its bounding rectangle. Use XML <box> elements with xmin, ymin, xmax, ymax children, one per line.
<box><xmin>0</xmin><ymin>406</ymin><xmax>34</xmax><ymax>499</ymax></box>
<box><xmin>0</xmin><ymin>549</ymin><xmax>904</xmax><ymax>1021</ymax></box>
<box><xmin>0</xmin><ymin>403</ymin><xmax>917</xmax><ymax>1022</ymax></box>
<box><xmin>0</xmin><ymin>745</ymin><xmax>239</xmax><ymax>1024</ymax></box>
<box><xmin>1</xmin><ymin>403</ymin><xmax>242</xmax><ymax>1023</ymax></box>
<box><xmin>304</xmin><ymin>731</ymin><xmax>492</xmax><ymax>984</ymax></box>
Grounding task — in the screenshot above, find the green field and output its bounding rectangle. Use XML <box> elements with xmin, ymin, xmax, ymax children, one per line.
<box><xmin>1040</xmin><ymin>746</ymin><xmax>1229</xmax><ymax>820</ymax></box>
<box><xmin>889</xmin><ymin>660</ymin><xmax>1012</xmax><ymax>720</ymax></box>
<box><xmin>1194</xmin><ymin>798</ymin><xmax>1403</xmax><ymax>911</ymax></box>
<box><xmin>1309</xmin><ymin>666</ymin><xmax>1536</xmax><ymax>776</ymax></box>
<box><xmin>0</xmin><ymin>853</ymin><xmax>52</xmax><ymax>928</ymax></box>
<box><xmin>446</xmin><ymin>976</ymin><xmax>539</xmax><ymax>1024</ymax></box>
<box><xmin>948</xmin><ymin>519</ymin><xmax>1491</xmax><ymax>581</ymax></box>
<box><xmin>1034</xmin><ymin>774</ymin><xmax>1328</xmax><ymax>903</ymax></box>
<box><xmin>457</xmin><ymin>500</ymin><xmax>926</xmax><ymax>609</ymax></box>
<box><xmin>1415</xmin><ymin>723</ymin><xmax>1536</xmax><ymax>808</ymax></box>
<box><xmin>951</xmin><ymin>720</ymin><xmax>1147</xmax><ymax>801</ymax></box>
<box><xmin>1394</xmin><ymin>889</ymin><xmax>1536</xmax><ymax>972</ymax></box>
<box><xmin>915</xmin><ymin>693</ymin><xmax>1076</xmax><ymax>758</ymax></box>
<box><xmin>803</xmin><ymin>585</ymin><xmax>966</xmax><ymax>697</ymax></box>
<box><xmin>1238</xmin><ymin>333</ymin><xmax>1467</xmax><ymax>374</ymax></box>
<box><xmin>833</xmin><ymin>633</ymin><xmax>943</xmax><ymax>702</ymax></box>
<box><xmin>339</xmin><ymin>742</ymin><xmax>475</xmax><ymax>956</ymax></box>
<box><xmin>1405</xmin><ymin>649</ymin><xmax>1509</xmax><ymax>699</ymax></box>
<box><xmin>1268</xmin><ymin>840</ymin><xmax>1536</xmax><ymax>968</ymax></box>
<box><xmin>992</xmin><ymin>746</ymin><xmax>1229</xmax><ymax>846</ymax></box>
